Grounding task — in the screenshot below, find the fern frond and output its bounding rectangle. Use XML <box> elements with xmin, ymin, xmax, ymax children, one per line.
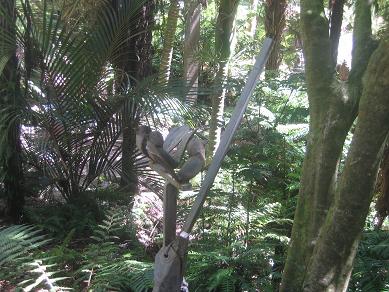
<box><xmin>20</xmin><ymin>259</ymin><xmax>70</xmax><ymax>291</ymax></box>
<box><xmin>0</xmin><ymin>225</ymin><xmax>50</xmax><ymax>266</ymax></box>
<box><xmin>0</xmin><ymin>225</ymin><xmax>70</xmax><ymax>291</ymax></box>
<box><xmin>75</xmin><ymin>209</ymin><xmax>154</xmax><ymax>291</ymax></box>
<box><xmin>350</xmin><ymin>230</ymin><xmax>389</xmax><ymax>291</ymax></box>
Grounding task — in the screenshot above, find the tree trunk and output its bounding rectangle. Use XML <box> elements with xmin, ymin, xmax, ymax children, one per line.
<box><xmin>0</xmin><ymin>0</ymin><xmax>25</xmax><ymax>223</ymax></box>
<box><xmin>246</xmin><ymin>0</ymin><xmax>259</xmax><ymax>37</ymax></box>
<box><xmin>303</xmin><ymin>39</ymin><xmax>389</xmax><ymax>291</ymax></box>
<box><xmin>206</xmin><ymin>0</ymin><xmax>239</xmax><ymax>164</ymax></box>
<box><xmin>280</xmin><ymin>0</ymin><xmax>378</xmax><ymax>290</ymax></box>
<box><xmin>183</xmin><ymin>0</ymin><xmax>201</xmax><ymax>105</ymax></box>
<box><xmin>111</xmin><ymin>0</ymin><xmax>154</xmax><ymax>206</ymax></box>
<box><xmin>374</xmin><ymin>144</ymin><xmax>389</xmax><ymax>229</ymax></box>
<box><xmin>158</xmin><ymin>0</ymin><xmax>180</xmax><ymax>85</ymax></box>
<box><xmin>329</xmin><ymin>0</ymin><xmax>345</xmax><ymax>67</ymax></box>
<box><xmin>121</xmin><ymin>101</ymin><xmax>139</xmax><ymax>199</ymax></box>
<box><xmin>264</xmin><ymin>0</ymin><xmax>287</xmax><ymax>75</ymax></box>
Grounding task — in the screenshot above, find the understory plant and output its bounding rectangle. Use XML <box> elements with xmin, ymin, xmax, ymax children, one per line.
<box><xmin>0</xmin><ymin>209</ymin><xmax>154</xmax><ymax>291</ymax></box>
<box><xmin>0</xmin><ymin>224</ymin><xmax>69</xmax><ymax>291</ymax></box>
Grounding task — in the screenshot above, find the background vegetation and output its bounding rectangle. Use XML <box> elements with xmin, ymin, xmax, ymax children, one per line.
<box><xmin>1</xmin><ymin>0</ymin><xmax>389</xmax><ymax>291</ymax></box>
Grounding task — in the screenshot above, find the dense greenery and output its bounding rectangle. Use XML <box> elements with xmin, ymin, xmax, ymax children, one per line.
<box><xmin>1</xmin><ymin>0</ymin><xmax>389</xmax><ymax>291</ymax></box>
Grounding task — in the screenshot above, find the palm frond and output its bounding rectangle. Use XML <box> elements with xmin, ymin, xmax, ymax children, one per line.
<box><xmin>2</xmin><ymin>0</ymin><xmax>208</xmax><ymax>202</ymax></box>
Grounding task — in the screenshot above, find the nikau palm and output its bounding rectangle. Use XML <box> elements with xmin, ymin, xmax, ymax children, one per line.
<box><xmin>0</xmin><ymin>0</ymin><xmax>196</xmax><ymax>205</ymax></box>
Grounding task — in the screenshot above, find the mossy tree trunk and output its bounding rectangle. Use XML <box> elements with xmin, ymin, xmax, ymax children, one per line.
<box><xmin>303</xmin><ymin>39</ymin><xmax>389</xmax><ymax>291</ymax></box>
<box><xmin>0</xmin><ymin>0</ymin><xmax>25</xmax><ymax>223</ymax></box>
<box><xmin>206</xmin><ymin>0</ymin><xmax>239</xmax><ymax>164</ymax></box>
<box><xmin>280</xmin><ymin>0</ymin><xmax>387</xmax><ymax>290</ymax></box>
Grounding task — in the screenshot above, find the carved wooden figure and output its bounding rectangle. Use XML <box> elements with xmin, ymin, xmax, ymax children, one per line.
<box><xmin>177</xmin><ymin>137</ymin><xmax>205</xmax><ymax>184</ymax></box>
<box><xmin>135</xmin><ymin>125</ymin><xmax>204</xmax><ymax>247</ymax></box>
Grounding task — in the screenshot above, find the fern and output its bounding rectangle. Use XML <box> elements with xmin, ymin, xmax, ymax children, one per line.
<box><xmin>20</xmin><ymin>259</ymin><xmax>70</xmax><ymax>291</ymax></box>
<box><xmin>208</xmin><ymin>268</ymin><xmax>235</xmax><ymax>292</ymax></box>
<box><xmin>349</xmin><ymin>230</ymin><xmax>389</xmax><ymax>291</ymax></box>
<box><xmin>88</xmin><ymin>258</ymin><xmax>153</xmax><ymax>291</ymax></box>
<box><xmin>91</xmin><ymin>209</ymin><xmax>123</xmax><ymax>243</ymax></box>
<box><xmin>78</xmin><ymin>209</ymin><xmax>154</xmax><ymax>291</ymax></box>
<box><xmin>0</xmin><ymin>225</ymin><xmax>69</xmax><ymax>291</ymax></box>
<box><xmin>0</xmin><ymin>225</ymin><xmax>49</xmax><ymax>266</ymax></box>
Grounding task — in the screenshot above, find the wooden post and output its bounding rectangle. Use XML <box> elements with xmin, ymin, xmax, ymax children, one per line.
<box><xmin>163</xmin><ymin>183</ymin><xmax>179</xmax><ymax>246</ymax></box>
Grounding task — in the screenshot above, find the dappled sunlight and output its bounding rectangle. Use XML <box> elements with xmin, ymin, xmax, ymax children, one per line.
<box><xmin>1</xmin><ymin>0</ymin><xmax>387</xmax><ymax>291</ymax></box>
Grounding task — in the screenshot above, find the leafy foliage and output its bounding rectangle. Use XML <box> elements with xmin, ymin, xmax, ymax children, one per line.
<box><xmin>1</xmin><ymin>0</ymin><xmax>207</xmax><ymax>204</ymax></box>
<box><xmin>77</xmin><ymin>209</ymin><xmax>154</xmax><ymax>291</ymax></box>
<box><xmin>24</xmin><ymin>196</ymin><xmax>103</xmax><ymax>238</ymax></box>
<box><xmin>1</xmin><ymin>0</ymin><xmax>388</xmax><ymax>291</ymax></box>
<box><xmin>349</xmin><ymin>230</ymin><xmax>389</xmax><ymax>291</ymax></box>
<box><xmin>0</xmin><ymin>225</ymin><xmax>49</xmax><ymax>266</ymax></box>
<box><xmin>0</xmin><ymin>225</ymin><xmax>68</xmax><ymax>291</ymax></box>
<box><xmin>20</xmin><ymin>259</ymin><xmax>70</xmax><ymax>292</ymax></box>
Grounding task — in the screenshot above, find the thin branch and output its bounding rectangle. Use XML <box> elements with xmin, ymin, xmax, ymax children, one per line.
<box><xmin>329</xmin><ymin>0</ymin><xmax>344</xmax><ymax>67</ymax></box>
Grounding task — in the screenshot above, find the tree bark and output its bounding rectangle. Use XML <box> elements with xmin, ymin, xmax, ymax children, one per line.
<box><xmin>206</xmin><ymin>0</ymin><xmax>239</xmax><ymax>164</ymax></box>
<box><xmin>329</xmin><ymin>0</ymin><xmax>344</xmax><ymax>67</ymax></box>
<box><xmin>158</xmin><ymin>0</ymin><xmax>180</xmax><ymax>85</ymax></box>
<box><xmin>280</xmin><ymin>0</ymin><xmax>376</xmax><ymax>290</ymax></box>
<box><xmin>303</xmin><ymin>39</ymin><xmax>389</xmax><ymax>291</ymax></box>
<box><xmin>183</xmin><ymin>0</ymin><xmax>201</xmax><ymax>105</ymax></box>
<box><xmin>0</xmin><ymin>0</ymin><xmax>25</xmax><ymax>223</ymax></box>
<box><xmin>281</xmin><ymin>1</ymin><xmax>351</xmax><ymax>288</ymax></box>
<box><xmin>374</xmin><ymin>144</ymin><xmax>389</xmax><ymax>229</ymax></box>
<box><xmin>264</xmin><ymin>0</ymin><xmax>287</xmax><ymax>74</ymax></box>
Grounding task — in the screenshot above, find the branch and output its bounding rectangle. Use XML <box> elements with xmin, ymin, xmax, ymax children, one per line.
<box><xmin>300</xmin><ymin>0</ymin><xmax>333</xmax><ymax>115</ymax></box>
<box><xmin>348</xmin><ymin>0</ymin><xmax>377</xmax><ymax>114</ymax></box>
<box><xmin>329</xmin><ymin>0</ymin><xmax>344</xmax><ymax>67</ymax></box>
<box><xmin>304</xmin><ymin>38</ymin><xmax>389</xmax><ymax>292</ymax></box>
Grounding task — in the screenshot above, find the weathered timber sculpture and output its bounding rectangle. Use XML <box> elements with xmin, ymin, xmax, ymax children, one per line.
<box><xmin>135</xmin><ymin>125</ymin><xmax>205</xmax><ymax>291</ymax></box>
<box><xmin>177</xmin><ymin>137</ymin><xmax>205</xmax><ymax>185</ymax></box>
<box><xmin>149</xmin><ymin>38</ymin><xmax>274</xmax><ymax>292</ymax></box>
<box><xmin>136</xmin><ymin>125</ymin><xmax>204</xmax><ymax>190</ymax></box>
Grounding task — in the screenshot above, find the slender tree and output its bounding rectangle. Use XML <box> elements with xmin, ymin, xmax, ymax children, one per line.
<box><xmin>280</xmin><ymin>0</ymin><xmax>389</xmax><ymax>290</ymax></box>
<box><xmin>110</xmin><ymin>0</ymin><xmax>154</xmax><ymax>202</ymax></box>
<box><xmin>158</xmin><ymin>0</ymin><xmax>180</xmax><ymax>85</ymax></box>
<box><xmin>206</xmin><ymin>0</ymin><xmax>239</xmax><ymax>163</ymax></box>
<box><xmin>183</xmin><ymin>0</ymin><xmax>201</xmax><ymax>105</ymax></box>
<box><xmin>264</xmin><ymin>0</ymin><xmax>287</xmax><ymax>74</ymax></box>
<box><xmin>0</xmin><ymin>0</ymin><xmax>25</xmax><ymax>222</ymax></box>
<box><xmin>246</xmin><ymin>0</ymin><xmax>259</xmax><ymax>37</ymax></box>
